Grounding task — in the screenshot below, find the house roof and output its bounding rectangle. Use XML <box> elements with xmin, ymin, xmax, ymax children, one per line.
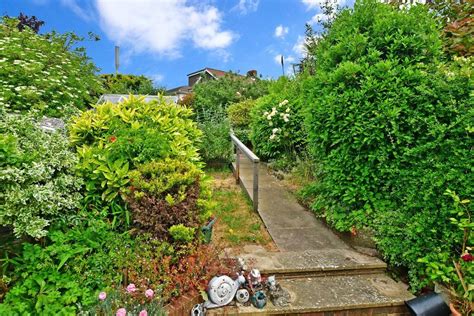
<box><xmin>187</xmin><ymin>67</ymin><xmax>229</xmax><ymax>79</ymax></box>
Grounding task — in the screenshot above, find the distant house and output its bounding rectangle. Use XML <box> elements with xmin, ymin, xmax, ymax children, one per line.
<box><xmin>187</xmin><ymin>67</ymin><xmax>229</xmax><ymax>86</ymax></box>
<box><xmin>166</xmin><ymin>67</ymin><xmax>235</xmax><ymax>100</ymax></box>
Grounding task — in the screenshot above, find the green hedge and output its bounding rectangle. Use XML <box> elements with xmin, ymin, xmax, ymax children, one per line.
<box><xmin>303</xmin><ymin>0</ymin><xmax>473</xmax><ymax>289</ymax></box>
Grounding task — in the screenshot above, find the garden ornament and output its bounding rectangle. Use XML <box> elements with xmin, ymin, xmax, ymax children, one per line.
<box><xmin>251</xmin><ymin>290</ymin><xmax>267</xmax><ymax>309</ymax></box>
<box><xmin>191</xmin><ymin>303</ymin><xmax>204</xmax><ymax>316</ymax></box>
<box><xmin>247</xmin><ymin>268</ymin><xmax>262</xmax><ymax>291</ymax></box>
<box><xmin>235</xmin><ymin>288</ymin><xmax>250</xmax><ymax>304</ymax></box>
<box><xmin>204</xmin><ymin>273</ymin><xmax>246</xmax><ymax>309</ymax></box>
<box><xmin>191</xmin><ymin>272</ymin><xmax>246</xmax><ymax>315</ymax></box>
<box><xmin>266</xmin><ymin>275</ymin><xmax>291</xmax><ymax>307</ymax></box>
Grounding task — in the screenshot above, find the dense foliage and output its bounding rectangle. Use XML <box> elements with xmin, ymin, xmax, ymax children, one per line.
<box><xmin>192</xmin><ymin>73</ymin><xmax>269</xmax><ymax>162</ymax></box>
<box><xmin>0</xmin><ymin>218</ymin><xmax>129</xmax><ymax>314</ymax></box>
<box><xmin>250</xmin><ymin>77</ymin><xmax>306</xmax><ymax>160</ymax></box>
<box><xmin>302</xmin><ymin>0</ymin><xmax>473</xmax><ymax>290</ymax></box>
<box><xmin>193</xmin><ymin>73</ymin><xmax>269</xmax><ymax>115</ymax></box>
<box><xmin>0</xmin><ymin>113</ymin><xmax>82</xmax><ymax>238</ymax></box>
<box><xmin>0</xmin><ymin>17</ymin><xmax>102</xmax><ymax>118</ymax></box>
<box><xmin>100</xmin><ymin>74</ymin><xmax>165</xmax><ymax>95</ymax></box>
<box><xmin>418</xmin><ymin>191</ymin><xmax>473</xmax><ymax>314</ymax></box>
<box><xmin>227</xmin><ymin>98</ymin><xmax>257</xmax><ymax>145</ymax></box>
<box><xmin>196</xmin><ymin>110</ymin><xmax>233</xmax><ymax>162</ymax></box>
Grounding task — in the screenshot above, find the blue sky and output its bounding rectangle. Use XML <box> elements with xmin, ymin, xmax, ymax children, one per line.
<box><xmin>2</xmin><ymin>0</ymin><xmax>354</xmax><ymax>89</ymax></box>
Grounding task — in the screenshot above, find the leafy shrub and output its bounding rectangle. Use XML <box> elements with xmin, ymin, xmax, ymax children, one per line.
<box><xmin>127</xmin><ymin>159</ymin><xmax>207</xmax><ymax>239</ymax></box>
<box><xmin>100</xmin><ymin>74</ymin><xmax>165</xmax><ymax>95</ymax></box>
<box><xmin>250</xmin><ymin>77</ymin><xmax>306</xmax><ymax>160</ymax></box>
<box><xmin>418</xmin><ymin>190</ymin><xmax>473</xmax><ymax>314</ymax></box>
<box><xmin>0</xmin><ymin>113</ymin><xmax>82</xmax><ymax>238</ymax></box>
<box><xmin>303</xmin><ymin>0</ymin><xmax>473</xmax><ymax>290</ymax></box>
<box><xmin>196</xmin><ymin>109</ymin><xmax>233</xmax><ymax>162</ymax></box>
<box><xmin>168</xmin><ymin>224</ymin><xmax>196</xmax><ymax>243</ymax></box>
<box><xmin>70</xmin><ymin>96</ymin><xmax>202</xmax><ymax>225</ymax></box>
<box><xmin>0</xmin><ymin>17</ymin><xmax>102</xmax><ymax>118</ymax></box>
<box><xmin>193</xmin><ymin>73</ymin><xmax>269</xmax><ymax>115</ymax></box>
<box><xmin>0</xmin><ymin>217</ymin><xmax>131</xmax><ymax>314</ymax></box>
<box><xmin>227</xmin><ymin>98</ymin><xmax>257</xmax><ymax>145</ymax></box>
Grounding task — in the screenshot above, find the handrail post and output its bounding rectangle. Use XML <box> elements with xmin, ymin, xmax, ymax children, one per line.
<box><xmin>235</xmin><ymin>148</ymin><xmax>240</xmax><ymax>184</ymax></box>
<box><xmin>253</xmin><ymin>161</ymin><xmax>259</xmax><ymax>212</ymax></box>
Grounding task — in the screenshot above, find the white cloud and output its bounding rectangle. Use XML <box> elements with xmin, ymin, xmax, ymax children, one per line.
<box><xmin>96</xmin><ymin>0</ymin><xmax>235</xmax><ymax>59</ymax></box>
<box><xmin>233</xmin><ymin>0</ymin><xmax>260</xmax><ymax>15</ymax></box>
<box><xmin>274</xmin><ymin>25</ymin><xmax>289</xmax><ymax>38</ymax></box>
<box><xmin>61</xmin><ymin>0</ymin><xmax>95</xmax><ymax>21</ymax></box>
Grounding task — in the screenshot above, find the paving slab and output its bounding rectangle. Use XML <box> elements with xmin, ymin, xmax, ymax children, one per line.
<box><xmin>207</xmin><ymin>273</ymin><xmax>414</xmax><ymax>315</ymax></box>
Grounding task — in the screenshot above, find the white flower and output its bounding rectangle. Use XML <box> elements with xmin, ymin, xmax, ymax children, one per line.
<box><xmin>286</xmin><ymin>107</ymin><xmax>290</xmax><ymax>113</ymax></box>
<box><xmin>279</xmin><ymin>99</ymin><xmax>289</xmax><ymax>107</ymax></box>
<box><xmin>269</xmin><ymin>134</ymin><xmax>276</xmax><ymax>140</ymax></box>
<box><xmin>13</xmin><ymin>60</ymin><xmax>21</xmax><ymax>65</ymax></box>
<box><xmin>269</xmin><ymin>121</ymin><xmax>273</xmax><ymax>126</ymax></box>
<box><xmin>263</xmin><ymin>111</ymin><xmax>269</xmax><ymax>116</ymax></box>
<box><xmin>267</xmin><ymin>115</ymin><xmax>272</xmax><ymax>120</ymax></box>
<box><xmin>272</xmin><ymin>128</ymin><xmax>279</xmax><ymax>133</ymax></box>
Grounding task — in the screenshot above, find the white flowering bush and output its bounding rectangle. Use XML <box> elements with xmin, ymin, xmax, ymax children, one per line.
<box><xmin>250</xmin><ymin>78</ymin><xmax>306</xmax><ymax>159</ymax></box>
<box><xmin>0</xmin><ymin>113</ymin><xmax>83</xmax><ymax>238</ymax></box>
<box><xmin>0</xmin><ymin>17</ymin><xmax>102</xmax><ymax>118</ymax></box>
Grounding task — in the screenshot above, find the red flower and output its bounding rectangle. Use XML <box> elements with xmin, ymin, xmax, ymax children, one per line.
<box><xmin>461</xmin><ymin>253</ymin><xmax>473</xmax><ymax>262</ymax></box>
<box><xmin>109</xmin><ymin>136</ymin><xmax>117</xmax><ymax>143</ymax></box>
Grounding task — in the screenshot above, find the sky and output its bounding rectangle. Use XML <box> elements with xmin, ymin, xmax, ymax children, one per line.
<box><xmin>1</xmin><ymin>0</ymin><xmax>354</xmax><ymax>90</ymax></box>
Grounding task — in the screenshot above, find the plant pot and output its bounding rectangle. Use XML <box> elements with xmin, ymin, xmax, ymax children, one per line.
<box><xmin>405</xmin><ymin>292</ymin><xmax>451</xmax><ymax>316</ymax></box>
<box><xmin>201</xmin><ymin>217</ymin><xmax>216</xmax><ymax>244</ymax></box>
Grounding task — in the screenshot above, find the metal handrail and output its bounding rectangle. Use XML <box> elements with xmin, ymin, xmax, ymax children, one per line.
<box><xmin>230</xmin><ymin>134</ymin><xmax>260</xmax><ymax>163</ymax></box>
<box><xmin>230</xmin><ymin>133</ymin><xmax>259</xmax><ymax>211</ymax></box>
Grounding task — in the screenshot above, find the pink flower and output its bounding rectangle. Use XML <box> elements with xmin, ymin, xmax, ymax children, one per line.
<box><xmin>145</xmin><ymin>289</ymin><xmax>154</xmax><ymax>298</ymax></box>
<box><xmin>98</xmin><ymin>291</ymin><xmax>107</xmax><ymax>301</ymax></box>
<box><xmin>126</xmin><ymin>283</ymin><xmax>136</xmax><ymax>293</ymax></box>
<box><xmin>139</xmin><ymin>310</ymin><xmax>148</xmax><ymax>316</ymax></box>
<box><xmin>116</xmin><ymin>308</ymin><xmax>127</xmax><ymax>316</ymax></box>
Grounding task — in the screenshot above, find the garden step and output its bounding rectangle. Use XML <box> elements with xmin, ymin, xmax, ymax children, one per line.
<box><xmin>233</xmin><ymin>248</ymin><xmax>387</xmax><ymax>279</ymax></box>
<box><xmin>207</xmin><ymin>273</ymin><xmax>414</xmax><ymax>315</ymax></box>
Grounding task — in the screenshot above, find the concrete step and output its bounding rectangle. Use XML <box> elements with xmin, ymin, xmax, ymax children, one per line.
<box><xmin>227</xmin><ymin>248</ymin><xmax>387</xmax><ymax>279</ymax></box>
<box><xmin>207</xmin><ymin>273</ymin><xmax>414</xmax><ymax>315</ymax></box>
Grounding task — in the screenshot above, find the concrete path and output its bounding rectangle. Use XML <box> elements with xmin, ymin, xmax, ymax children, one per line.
<box><xmin>224</xmin><ymin>157</ymin><xmax>414</xmax><ymax>315</ymax></box>
<box><xmin>234</xmin><ymin>158</ymin><xmax>349</xmax><ymax>252</ymax></box>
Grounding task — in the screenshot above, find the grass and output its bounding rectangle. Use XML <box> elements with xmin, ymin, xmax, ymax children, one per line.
<box><xmin>206</xmin><ymin>167</ymin><xmax>274</xmax><ymax>250</ymax></box>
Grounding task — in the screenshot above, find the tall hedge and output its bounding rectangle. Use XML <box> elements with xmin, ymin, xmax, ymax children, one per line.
<box><xmin>303</xmin><ymin>0</ymin><xmax>473</xmax><ymax>289</ymax></box>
